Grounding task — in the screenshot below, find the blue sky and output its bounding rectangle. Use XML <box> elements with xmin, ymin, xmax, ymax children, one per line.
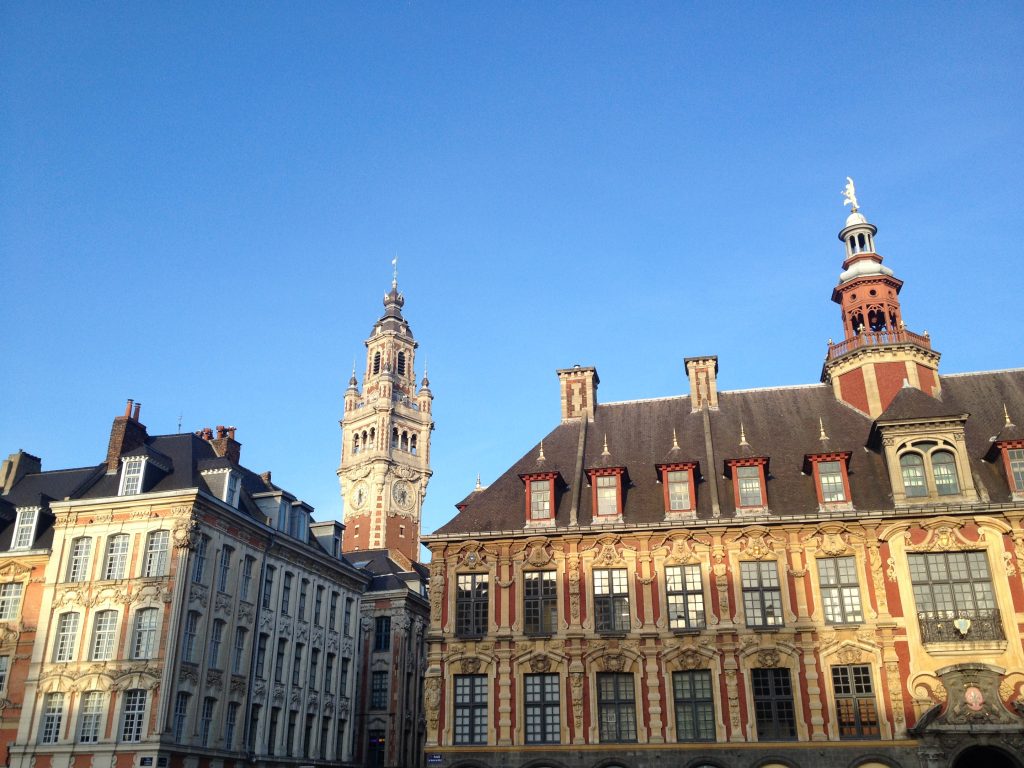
<box><xmin>2</xmin><ymin>3</ymin><xmax>1021</xmax><ymax>547</ymax></box>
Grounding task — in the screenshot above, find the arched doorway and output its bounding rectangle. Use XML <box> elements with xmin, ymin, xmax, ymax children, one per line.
<box><xmin>953</xmin><ymin>745</ymin><xmax>1021</xmax><ymax>768</ymax></box>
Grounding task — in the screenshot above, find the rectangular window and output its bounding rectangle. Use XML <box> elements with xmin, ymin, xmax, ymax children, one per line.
<box><xmin>524</xmin><ymin>571</ymin><xmax>558</xmax><ymax>635</ymax></box>
<box><xmin>104</xmin><ymin>534</ymin><xmax>130</xmax><ymax>580</ymax></box>
<box><xmin>91</xmin><ymin>610</ymin><xmax>117</xmax><ymax>660</ymax></box>
<box><xmin>274</xmin><ymin>639</ymin><xmax>287</xmax><ymax>683</ymax></box>
<box><xmin>673</xmin><ymin>670</ymin><xmax>715</xmax><ymax>741</ymax></box>
<box><xmin>741</xmin><ymin>561</ymin><xmax>783</xmax><ymax>628</ymax></box>
<box><xmin>267</xmin><ymin>707</ymin><xmax>280</xmax><ymax>755</ymax></box>
<box><xmin>78</xmin><ymin>691</ymin><xmax>104</xmax><ymax>743</ymax></box>
<box><xmin>182</xmin><ymin>611</ymin><xmax>200</xmax><ymax>663</ymax></box>
<box><xmin>287</xmin><ymin>710</ymin><xmax>297</xmax><ymax>756</ymax></box>
<box><xmin>13</xmin><ymin>507</ymin><xmax>39</xmax><ymax>550</ymax></box>
<box><xmin>833</xmin><ymin>665</ymin><xmax>880</xmax><ymax>739</ymax></box>
<box><xmin>665</xmin><ymin>564</ymin><xmax>705</xmax><ymax>630</ymax></box>
<box><xmin>595</xmin><ymin>474</ymin><xmax>618</xmax><ymax>516</ymax></box>
<box><xmin>340</xmin><ymin>657</ymin><xmax>350</xmax><ymax>693</ymax></box>
<box><xmin>225</xmin><ymin>473</ymin><xmax>240</xmax><ymax>506</ymax></box>
<box><xmin>752</xmin><ymin>668</ymin><xmax>796</xmax><ymax>740</ymax></box>
<box><xmin>255</xmin><ymin>633</ymin><xmax>269</xmax><ymax>679</ymax></box>
<box><xmin>453</xmin><ymin>674</ymin><xmax>487</xmax><ymax>745</ymax></box>
<box><xmin>0</xmin><ymin>583</ymin><xmax>24</xmax><ymax>620</ymax></box>
<box><xmin>233</xmin><ymin>627</ymin><xmax>247</xmax><ymax>674</ymax></box>
<box><xmin>131</xmin><ymin>608</ymin><xmax>158</xmax><ymax>659</ymax></box>
<box><xmin>172</xmin><ymin>692</ymin><xmax>189</xmax><ymax>742</ymax></box>
<box><xmin>142</xmin><ymin>530</ymin><xmax>169</xmax><ymax>577</ymax></box>
<box><xmin>529</xmin><ymin>479</ymin><xmax>551</xmax><ymax>520</ymax></box>
<box><xmin>374</xmin><ymin>616</ymin><xmax>391</xmax><ymax>651</ymax></box>
<box><xmin>248</xmin><ymin>704</ymin><xmax>261</xmax><ymax>751</ymax></box>
<box><xmin>597</xmin><ymin>672</ymin><xmax>636</xmax><ymax>742</ymax></box>
<box><xmin>314</xmin><ymin>585</ymin><xmax>324</xmax><ymax>626</ymax></box>
<box><xmin>67</xmin><ymin>538</ymin><xmax>92</xmax><ymax>582</ymax></box>
<box><xmin>281</xmin><ymin>572</ymin><xmax>293</xmax><ymax>614</ymax></box>
<box><xmin>1009</xmin><ymin>448</ymin><xmax>1024</xmax><ymax>490</ymax></box>
<box><xmin>298</xmin><ymin>579</ymin><xmax>309</xmax><ymax>620</ymax></box>
<box><xmin>667</xmin><ymin>470</ymin><xmax>692</xmax><ymax>511</ymax></box>
<box><xmin>818</xmin><ymin>556</ymin><xmax>863</xmax><ymax>624</ymax></box>
<box><xmin>736</xmin><ymin>465</ymin><xmax>764</xmax><ymax>507</ymax></box>
<box><xmin>909</xmin><ymin>551</ymin><xmax>1000</xmax><ymax>642</ymax></box>
<box><xmin>121</xmin><ymin>689</ymin><xmax>147</xmax><ymax>742</ymax></box>
<box><xmin>342</xmin><ymin>596</ymin><xmax>352</xmax><ymax>634</ymax></box>
<box><xmin>456</xmin><ymin>573</ymin><xmax>489</xmax><ymax>637</ymax></box>
<box><xmin>325</xmin><ymin>653</ymin><xmax>336</xmax><ymax>691</ymax></box>
<box><xmin>200</xmin><ymin>697</ymin><xmax>215</xmax><ymax>747</ymax></box>
<box><xmin>309</xmin><ymin>648</ymin><xmax>320</xmax><ymax>689</ymax></box>
<box><xmin>818</xmin><ymin>460</ymin><xmax>847</xmax><ymax>502</ymax></box>
<box><xmin>225</xmin><ymin>701</ymin><xmax>240</xmax><ymax>749</ymax></box>
<box><xmin>119</xmin><ymin>458</ymin><xmax>145</xmax><ymax>495</ymax></box>
<box><xmin>262</xmin><ymin>566</ymin><xmax>276</xmax><ymax>610</ymax></box>
<box><xmin>0</xmin><ymin>656</ymin><xmax>8</xmax><ymax>694</ymax></box>
<box><xmin>292</xmin><ymin>643</ymin><xmax>304</xmax><ymax>686</ymax></box>
<box><xmin>54</xmin><ymin>612</ymin><xmax>80</xmax><ymax>662</ymax></box>
<box><xmin>217</xmin><ymin>546</ymin><xmax>233</xmax><ymax>593</ymax></box>
<box><xmin>241</xmin><ymin>556</ymin><xmax>255</xmax><ymax>601</ymax></box>
<box><xmin>594</xmin><ymin>568</ymin><xmax>630</xmax><ymax>633</ymax></box>
<box><xmin>209</xmin><ymin>620</ymin><xmax>225</xmax><ymax>669</ymax></box>
<box><xmin>371</xmin><ymin>671</ymin><xmax>388</xmax><ymax>709</ymax></box>
<box><xmin>524</xmin><ymin>673</ymin><xmax>559</xmax><ymax>744</ymax></box>
<box><xmin>40</xmin><ymin>692</ymin><xmax>64</xmax><ymax>743</ymax></box>
<box><xmin>191</xmin><ymin>534</ymin><xmax>208</xmax><ymax>584</ymax></box>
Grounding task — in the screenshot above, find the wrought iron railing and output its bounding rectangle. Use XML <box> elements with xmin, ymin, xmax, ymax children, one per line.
<box><xmin>917</xmin><ymin>608</ymin><xmax>1004</xmax><ymax>643</ymax></box>
<box><xmin>827</xmin><ymin>328</ymin><xmax>932</xmax><ymax>361</ymax></box>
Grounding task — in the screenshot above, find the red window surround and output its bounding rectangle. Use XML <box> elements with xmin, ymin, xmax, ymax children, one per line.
<box><xmin>997</xmin><ymin>439</ymin><xmax>1024</xmax><ymax>493</ymax></box>
<box><xmin>804</xmin><ymin>452</ymin><xmax>853</xmax><ymax>505</ymax></box>
<box><xmin>520</xmin><ymin>472</ymin><xmax>560</xmax><ymax>523</ymax></box>
<box><xmin>586</xmin><ymin>467</ymin><xmax>626</xmax><ymax>518</ymax></box>
<box><xmin>656</xmin><ymin>462</ymin><xmax>699</xmax><ymax>513</ymax></box>
<box><xmin>725</xmin><ymin>457</ymin><xmax>769</xmax><ymax>509</ymax></box>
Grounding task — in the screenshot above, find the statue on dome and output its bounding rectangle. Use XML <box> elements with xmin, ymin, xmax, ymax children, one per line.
<box><xmin>842</xmin><ymin>177</ymin><xmax>859</xmax><ymax>211</ymax></box>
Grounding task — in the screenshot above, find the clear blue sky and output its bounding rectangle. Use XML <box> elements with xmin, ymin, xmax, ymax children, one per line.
<box><xmin>2</xmin><ymin>4</ymin><xmax>1021</xmax><ymax>548</ymax></box>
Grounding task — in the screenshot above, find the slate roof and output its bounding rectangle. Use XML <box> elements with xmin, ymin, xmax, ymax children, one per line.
<box><xmin>432</xmin><ymin>369</ymin><xmax>1024</xmax><ymax>537</ymax></box>
<box><xmin>348</xmin><ymin>548</ymin><xmax>429</xmax><ymax>593</ymax></box>
<box><xmin>0</xmin><ymin>465</ymin><xmax>103</xmax><ymax>552</ymax></box>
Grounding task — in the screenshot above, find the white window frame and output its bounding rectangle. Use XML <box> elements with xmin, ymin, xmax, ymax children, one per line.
<box><xmin>0</xmin><ymin>583</ymin><xmax>24</xmax><ymax>620</ymax></box>
<box><xmin>120</xmin><ymin>689</ymin><xmax>147</xmax><ymax>742</ymax></box>
<box><xmin>53</xmin><ymin>612</ymin><xmax>80</xmax><ymax>662</ymax></box>
<box><xmin>91</xmin><ymin>610</ymin><xmax>118</xmax><ymax>660</ymax></box>
<box><xmin>12</xmin><ymin>507</ymin><xmax>39</xmax><ymax>550</ymax></box>
<box><xmin>67</xmin><ymin>537</ymin><xmax>93</xmax><ymax>582</ymax></box>
<box><xmin>131</xmin><ymin>608</ymin><xmax>158</xmax><ymax>659</ymax></box>
<box><xmin>0</xmin><ymin>655</ymin><xmax>9</xmax><ymax>694</ymax></box>
<box><xmin>78</xmin><ymin>691</ymin><xmax>105</xmax><ymax>743</ymax></box>
<box><xmin>217</xmin><ymin>546</ymin><xmax>233</xmax><ymax>593</ymax></box>
<box><xmin>104</xmin><ymin>535</ymin><xmax>130</xmax><ymax>580</ymax></box>
<box><xmin>118</xmin><ymin>457</ymin><xmax>147</xmax><ymax>496</ymax></box>
<box><xmin>40</xmin><ymin>692</ymin><xmax>64</xmax><ymax>744</ymax></box>
<box><xmin>143</xmin><ymin>530</ymin><xmax>170</xmax><ymax>577</ymax></box>
<box><xmin>225</xmin><ymin>472</ymin><xmax>241</xmax><ymax>506</ymax></box>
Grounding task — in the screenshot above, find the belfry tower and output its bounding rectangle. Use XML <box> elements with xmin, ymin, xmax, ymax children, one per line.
<box><xmin>338</xmin><ymin>273</ymin><xmax>433</xmax><ymax>568</ymax></box>
<box><xmin>822</xmin><ymin>178</ymin><xmax>941</xmax><ymax>418</ymax></box>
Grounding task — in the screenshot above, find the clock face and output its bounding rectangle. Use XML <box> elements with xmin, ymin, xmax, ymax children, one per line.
<box><xmin>393</xmin><ymin>480</ymin><xmax>414</xmax><ymax>510</ymax></box>
<box><xmin>352</xmin><ymin>481</ymin><xmax>368</xmax><ymax>510</ymax></box>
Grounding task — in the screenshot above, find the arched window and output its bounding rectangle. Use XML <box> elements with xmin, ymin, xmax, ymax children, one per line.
<box><xmin>932</xmin><ymin>451</ymin><xmax>960</xmax><ymax>495</ymax></box>
<box><xmin>368</xmin><ymin>427</ymin><xmax>375</xmax><ymax>448</ymax></box>
<box><xmin>131</xmin><ymin>608</ymin><xmax>159</xmax><ymax>659</ymax></box>
<box><xmin>373</xmin><ymin>351</ymin><xmax>381</xmax><ymax>374</ymax></box>
<box><xmin>401</xmin><ymin>432</ymin><xmax>409</xmax><ymax>451</ymax></box>
<box><xmin>392</xmin><ymin>428</ymin><xmax>399</xmax><ymax>449</ymax></box>
<box><xmin>91</xmin><ymin>610</ymin><xmax>118</xmax><ymax>660</ymax></box>
<box><xmin>397</xmin><ymin>351</ymin><xmax>406</xmax><ymax>377</ymax></box>
<box><xmin>352</xmin><ymin>434</ymin><xmax>360</xmax><ymax>455</ymax></box>
<box><xmin>900</xmin><ymin>453</ymin><xmax>927</xmax><ymax>497</ymax></box>
<box><xmin>410</xmin><ymin>434</ymin><xmax>418</xmax><ymax>455</ymax></box>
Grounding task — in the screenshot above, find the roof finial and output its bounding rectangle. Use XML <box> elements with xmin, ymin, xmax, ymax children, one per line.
<box><xmin>475</xmin><ymin>473</ymin><xmax>482</xmax><ymax>490</ymax></box>
<box><xmin>739</xmin><ymin>422</ymin><xmax>749</xmax><ymax>447</ymax></box>
<box><xmin>1005</xmin><ymin>403</ymin><xmax>1016</xmax><ymax>428</ymax></box>
<box><xmin>602</xmin><ymin>433</ymin><xmax>610</xmax><ymax>457</ymax></box>
<box><xmin>671</xmin><ymin>427</ymin><xmax>680</xmax><ymax>451</ymax></box>
<box><xmin>819</xmin><ymin>417</ymin><xmax>829</xmax><ymax>442</ymax></box>
<box><xmin>537</xmin><ymin>440</ymin><xmax>546</xmax><ymax>462</ymax></box>
<box><xmin>391</xmin><ymin>255</ymin><xmax>398</xmax><ymax>288</ymax></box>
<box><xmin>842</xmin><ymin>176</ymin><xmax>859</xmax><ymax>212</ymax></box>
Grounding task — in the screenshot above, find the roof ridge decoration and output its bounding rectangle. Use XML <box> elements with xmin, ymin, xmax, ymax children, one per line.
<box><xmin>537</xmin><ymin>440</ymin><xmax>546</xmax><ymax>462</ymax></box>
<box><xmin>819</xmin><ymin>418</ymin><xmax>830</xmax><ymax>442</ymax></box>
<box><xmin>601</xmin><ymin>434</ymin><xmax>610</xmax><ymax>457</ymax></box>
<box><xmin>672</xmin><ymin>428</ymin><xmax>680</xmax><ymax>451</ymax></box>
<box><xmin>739</xmin><ymin>422</ymin><xmax>749</xmax><ymax>448</ymax></box>
<box><xmin>1005</xmin><ymin>404</ymin><xmax>1015</xmax><ymax>429</ymax></box>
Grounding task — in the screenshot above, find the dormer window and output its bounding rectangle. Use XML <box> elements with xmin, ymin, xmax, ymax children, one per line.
<box><xmin>12</xmin><ymin>507</ymin><xmax>39</xmax><ymax>550</ymax></box>
<box><xmin>225</xmin><ymin>472</ymin><xmax>241</xmax><ymax>507</ymax></box>
<box><xmin>726</xmin><ymin>458</ymin><xmax>769</xmax><ymax>511</ymax></box>
<box><xmin>994</xmin><ymin>441</ymin><xmax>1024</xmax><ymax>500</ymax></box>
<box><xmin>896</xmin><ymin>441</ymin><xmax>965</xmax><ymax>501</ymax></box>
<box><xmin>804</xmin><ymin>453</ymin><xmax>852</xmax><ymax>508</ymax></box>
<box><xmin>119</xmin><ymin>458</ymin><xmax>146</xmax><ymax>496</ymax></box>
<box><xmin>521</xmin><ymin>471</ymin><xmax>560</xmax><ymax>526</ymax></box>
<box><xmin>657</xmin><ymin>462</ymin><xmax>698</xmax><ymax>516</ymax></box>
<box><xmin>586</xmin><ymin>467</ymin><xmax>626</xmax><ymax>521</ymax></box>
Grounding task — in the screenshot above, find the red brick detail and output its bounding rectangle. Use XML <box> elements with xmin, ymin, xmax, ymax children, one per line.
<box><xmin>917</xmin><ymin>363</ymin><xmax>937</xmax><ymax>397</ymax></box>
<box><xmin>1004</xmin><ymin>533</ymin><xmax>1024</xmax><ymax>612</ymax></box>
<box><xmin>875</xmin><ymin>360</ymin><xmax>909</xmax><ymax>413</ymax></box>
<box><xmin>838</xmin><ymin>369</ymin><xmax>869</xmax><ymax>414</ymax></box>
<box><xmin>881</xmin><ymin>541</ymin><xmax>903</xmax><ymax>617</ymax></box>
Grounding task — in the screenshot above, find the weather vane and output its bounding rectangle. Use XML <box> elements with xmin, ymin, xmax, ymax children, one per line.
<box><xmin>842</xmin><ymin>177</ymin><xmax>859</xmax><ymax>212</ymax></box>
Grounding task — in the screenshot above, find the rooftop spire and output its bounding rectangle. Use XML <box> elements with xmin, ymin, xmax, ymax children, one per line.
<box><xmin>739</xmin><ymin>422</ymin><xmax>749</xmax><ymax>448</ymax></box>
<box><xmin>671</xmin><ymin>427</ymin><xmax>680</xmax><ymax>451</ymax></box>
<box><xmin>1005</xmin><ymin>403</ymin><xmax>1016</xmax><ymax>429</ymax></box>
<box><xmin>392</xmin><ymin>255</ymin><xmax>398</xmax><ymax>288</ymax></box>
<box><xmin>818</xmin><ymin>417</ymin><xmax>830</xmax><ymax>443</ymax></box>
<box><xmin>601</xmin><ymin>434</ymin><xmax>610</xmax><ymax>457</ymax></box>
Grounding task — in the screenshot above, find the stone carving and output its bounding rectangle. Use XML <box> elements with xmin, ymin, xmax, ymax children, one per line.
<box><xmin>836</xmin><ymin>646</ymin><xmax>864</xmax><ymax>664</ymax></box>
<box><xmin>253</xmin><ymin>680</ymin><xmax>266</xmax><ymax>697</ymax></box>
<box><xmin>886</xmin><ymin>661</ymin><xmax>905</xmax><ymax>723</ymax></box>
<box><xmin>570</xmin><ymin>671</ymin><xmax>584</xmax><ymax>730</ymax></box>
<box><xmin>525</xmin><ymin>540</ymin><xmax>552</xmax><ymax>567</ymax></box>
<box><xmin>458</xmin><ymin>542</ymin><xmax>487</xmax><ymax>569</ymax></box>
<box><xmin>886</xmin><ymin>557</ymin><xmax>897</xmax><ymax>583</ymax></box>
<box><xmin>725</xmin><ymin>669</ymin><xmax>740</xmax><ymax>730</ymax></box>
<box><xmin>214</xmin><ymin>592</ymin><xmax>233</xmax><ymax>616</ymax></box>
<box><xmin>819</xmin><ymin>531</ymin><xmax>850</xmax><ymax>557</ymax></box>
<box><xmin>178</xmin><ymin>665</ymin><xmax>199</xmax><ymax>685</ymax></box>
<box><xmin>567</xmin><ymin>556</ymin><xmax>581</xmax><ymax>624</ymax></box>
<box><xmin>188</xmin><ymin>583</ymin><xmax>208</xmax><ymax>608</ymax></box>
<box><xmin>424</xmin><ymin>677</ymin><xmax>440</xmax><ymax>730</ymax></box>
<box><xmin>230</xmin><ymin>676</ymin><xmax>247</xmax><ymax>696</ymax></box>
<box><xmin>711</xmin><ymin>546</ymin><xmax>728</xmax><ymax>623</ymax></box>
<box><xmin>603</xmin><ymin>653</ymin><xmax>625</xmax><ymax>672</ymax></box>
<box><xmin>734</xmin><ymin>528</ymin><xmax>779</xmax><ymax>560</ymax></box>
<box><xmin>756</xmin><ymin>649</ymin><xmax>780</xmax><ymax>668</ymax></box>
<box><xmin>842</xmin><ymin>176</ymin><xmax>858</xmax><ymax>210</ymax></box>
<box><xmin>866</xmin><ymin>543</ymin><xmax>888</xmax><ymax>615</ymax></box>
<box><xmin>679</xmin><ymin>649</ymin><xmax>702</xmax><ymax>670</ymax></box>
<box><xmin>460</xmin><ymin>657</ymin><xmax>481</xmax><ymax>674</ymax></box>
<box><xmin>206</xmin><ymin>670</ymin><xmax>223</xmax><ymax>689</ymax></box>
<box><xmin>173</xmin><ymin>518</ymin><xmax>200</xmax><ymax>550</ymax></box>
<box><xmin>595</xmin><ymin>539</ymin><xmax>623</xmax><ymax>566</ymax></box>
<box><xmin>272</xmin><ymin>684</ymin><xmax>284</xmax><ymax>704</ymax></box>
<box><xmin>238</xmin><ymin>602</ymin><xmax>254</xmax><ymax>622</ymax></box>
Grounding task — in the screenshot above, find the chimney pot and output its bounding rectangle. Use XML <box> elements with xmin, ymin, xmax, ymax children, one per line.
<box><xmin>124</xmin><ymin>399</ymin><xmax>134</xmax><ymax>418</ymax></box>
<box><xmin>132</xmin><ymin>402</ymin><xmax>141</xmax><ymax>421</ymax></box>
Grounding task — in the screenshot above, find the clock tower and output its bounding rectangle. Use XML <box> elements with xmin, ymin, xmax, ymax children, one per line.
<box><xmin>338</xmin><ymin>274</ymin><xmax>433</xmax><ymax>568</ymax></box>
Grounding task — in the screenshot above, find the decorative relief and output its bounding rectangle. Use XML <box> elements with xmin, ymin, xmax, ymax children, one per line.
<box><xmin>569</xmin><ymin>671</ymin><xmax>584</xmax><ymax>730</ymax></box>
<box><xmin>711</xmin><ymin>545</ymin><xmax>728</xmax><ymax>624</ymax></box>
<box><xmin>460</xmin><ymin>657</ymin><xmax>481</xmax><ymax>674</ymax></box>
<box><xmin>756</xmin><ymin>649</ymin><xmax>780</xmax><ymax>668</ymax></box>
<box><xmin>178</xmin><ymin>665</ymin><xmax>199</xmax><ymax>685</ymax></box>
<box><xmin>524</xmin><ymin>540</ymin><xmax>552</xmax><ymax>567</ymax></box>
<box><xmin>279</xmin><ymin>621</ymin><xmax>293</xmax><ymax>638</ymax></box>
<box><xmin>725</xmin><ymin>669</ymin><xmax>741</xmax><ymax>729</ymax></box>
<box><xmin>424</xmin><ymin>677</ymin><xmax>441</xmax><ymax>731</ymax></box>
<box><xmin>272</xmin><ymin>684</ymin><xmax>284</xmax><ymax>704</ymax></box>
<box><xmin>188</xmin><ymin>583</ymin><xmax>208</xmax><ymax>608</ymax></box>
<box><xmin>214</xmin><ymin>593</ymin><xmax>233</xmax><ymax>616</ymax></box>
<box><xmin>253</xmin><ymin>680</ymin><xmax>266</xmax><ymax>697</ymax></box>
<box><xmin>567</xmin><ymin>555</ymin><xmax>581</xmax><ymax>625</ymax></box>
<box><xmin>206</xmin><ymin>670</ymin><xmax>223</xmax><ymax>689</ymax></box>
<box><xmin>529</xmin><ymin>655</ymin><xmax>551</xmax><ymax>673</ymax></box>
<box><xmin>457</xmin><ymin>541</ymin><xmax>488</xmax><ymax>569</ymax></box>
<box><xmin>679</xmin><ymin>649</ymin><xmax>703</xmax><ymax>670</ymax></box>
<box><xmin>602</xmin><ymin>653</ymin><xmax>626</xmax><ymax>672</ymax></box>
<box><xmin>836</xmin><ymin>646</ymin><xmax>864</xmax><ymax>664</ymax></box>
<box><xmin>886</xmin><ymin>661</ymin><xmax>905</xmax><ymax>724</ymax></box>
<box><xmin>904</xmin><ymin>521</ymin><xmax>981</xmax><ymax>553</ymax></box>
<box><xmin>173</xmin><ymin>518</ymin><xmax>200</xmax><ymax>550</ymax></box>
<box><xmin>230</xmin><ymin>676</ymin><xmax>247</xmax><ymax>696</ymax></box>
<box><xmin>729</xmin><ymin>526</ymin><xmax>783</xmax><ymax>560</ymax></box>
<box><xmin>238</xmin><ymin>602</ymin><xmax>254</xmax><ymax>623</ymax></box>
<box><xmin>886</xmin><ymin>557</ymin><xmax>897</xmax><ymax>583</ymax></box>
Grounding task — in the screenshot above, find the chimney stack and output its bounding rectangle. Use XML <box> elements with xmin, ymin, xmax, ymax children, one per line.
<box><xmin>106</xmin><ymin>399</ymin><xmax>149</xmax><ymax>473</ymax></box>
<box><xmin>556</xmin><ymin>365</ymin><xmax>599</xmax><ymax>422</ymax></box>
<box><xmin>685</xmin><ymin>356</ymin><xmax>720</xmax><ymax>412</ymax></box>
<box><xmin>209</xmin><ymin>425</ymin><xmax>242</xmax><ymax>465</ymax></box>
<box><xmin>0</xmin><ymin>450</ymin><xmax>42</xmax><ymax>494</ymax></box>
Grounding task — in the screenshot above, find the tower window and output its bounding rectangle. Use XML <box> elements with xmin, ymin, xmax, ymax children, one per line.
<box><xmin>373</xmin><ymin>351</ymin><xmax>381</xmax><ymax>374</ymax></box>
<box><xmin>410</xmin><ymin>434</ymin><xmax>418</xmax><ymax>455</ymax></box>
<box><xmin>397</xmin><ymin>351</ymin><xmax>406</xmax><ymax>376</ymax></box>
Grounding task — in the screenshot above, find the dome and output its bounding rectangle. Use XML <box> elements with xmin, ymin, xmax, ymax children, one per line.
<box><xmin>845</xmin><ymin>211</ymin><xmax>868</xmax><ymax>227</ymax></box>
<box><xmin>839</xmin><ymin>257</ymin><xmax>894</xmax><ymax>284</ymax></box>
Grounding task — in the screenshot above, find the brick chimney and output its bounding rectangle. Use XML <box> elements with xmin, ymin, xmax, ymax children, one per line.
<box><xmin>556</xmin><ymin>365</ymin><xmax>599</xmax><ymax>422</ymax></box>
<box><xmin>0</xmin><ymin>450</ymin><xmax>42</xmax><ymax>494</ymax></box>
<box><xmin>685</xmin><ymin>356</ymin><xmax>719</xmax><ymax>411</ymax></box>
<box><xmin>106</xmin><ymin>399</ymin><xmax>148</xmax><ymax>473</ymax></box>
<box><xmin>210</xmin><ymin>425</ymin><xmax>241</xmax><ymax>465</ymax></box>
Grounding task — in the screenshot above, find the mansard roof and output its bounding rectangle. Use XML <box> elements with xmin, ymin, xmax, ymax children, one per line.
<box><xmin>432</xmin><ymin>368</ymin><xmax>1024</xmax><ymax>537</ymax></box>
<box><xmin>876</xmin><ymin>385</ymin><xmax>966</xmax><ymax>423</ymax></box>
